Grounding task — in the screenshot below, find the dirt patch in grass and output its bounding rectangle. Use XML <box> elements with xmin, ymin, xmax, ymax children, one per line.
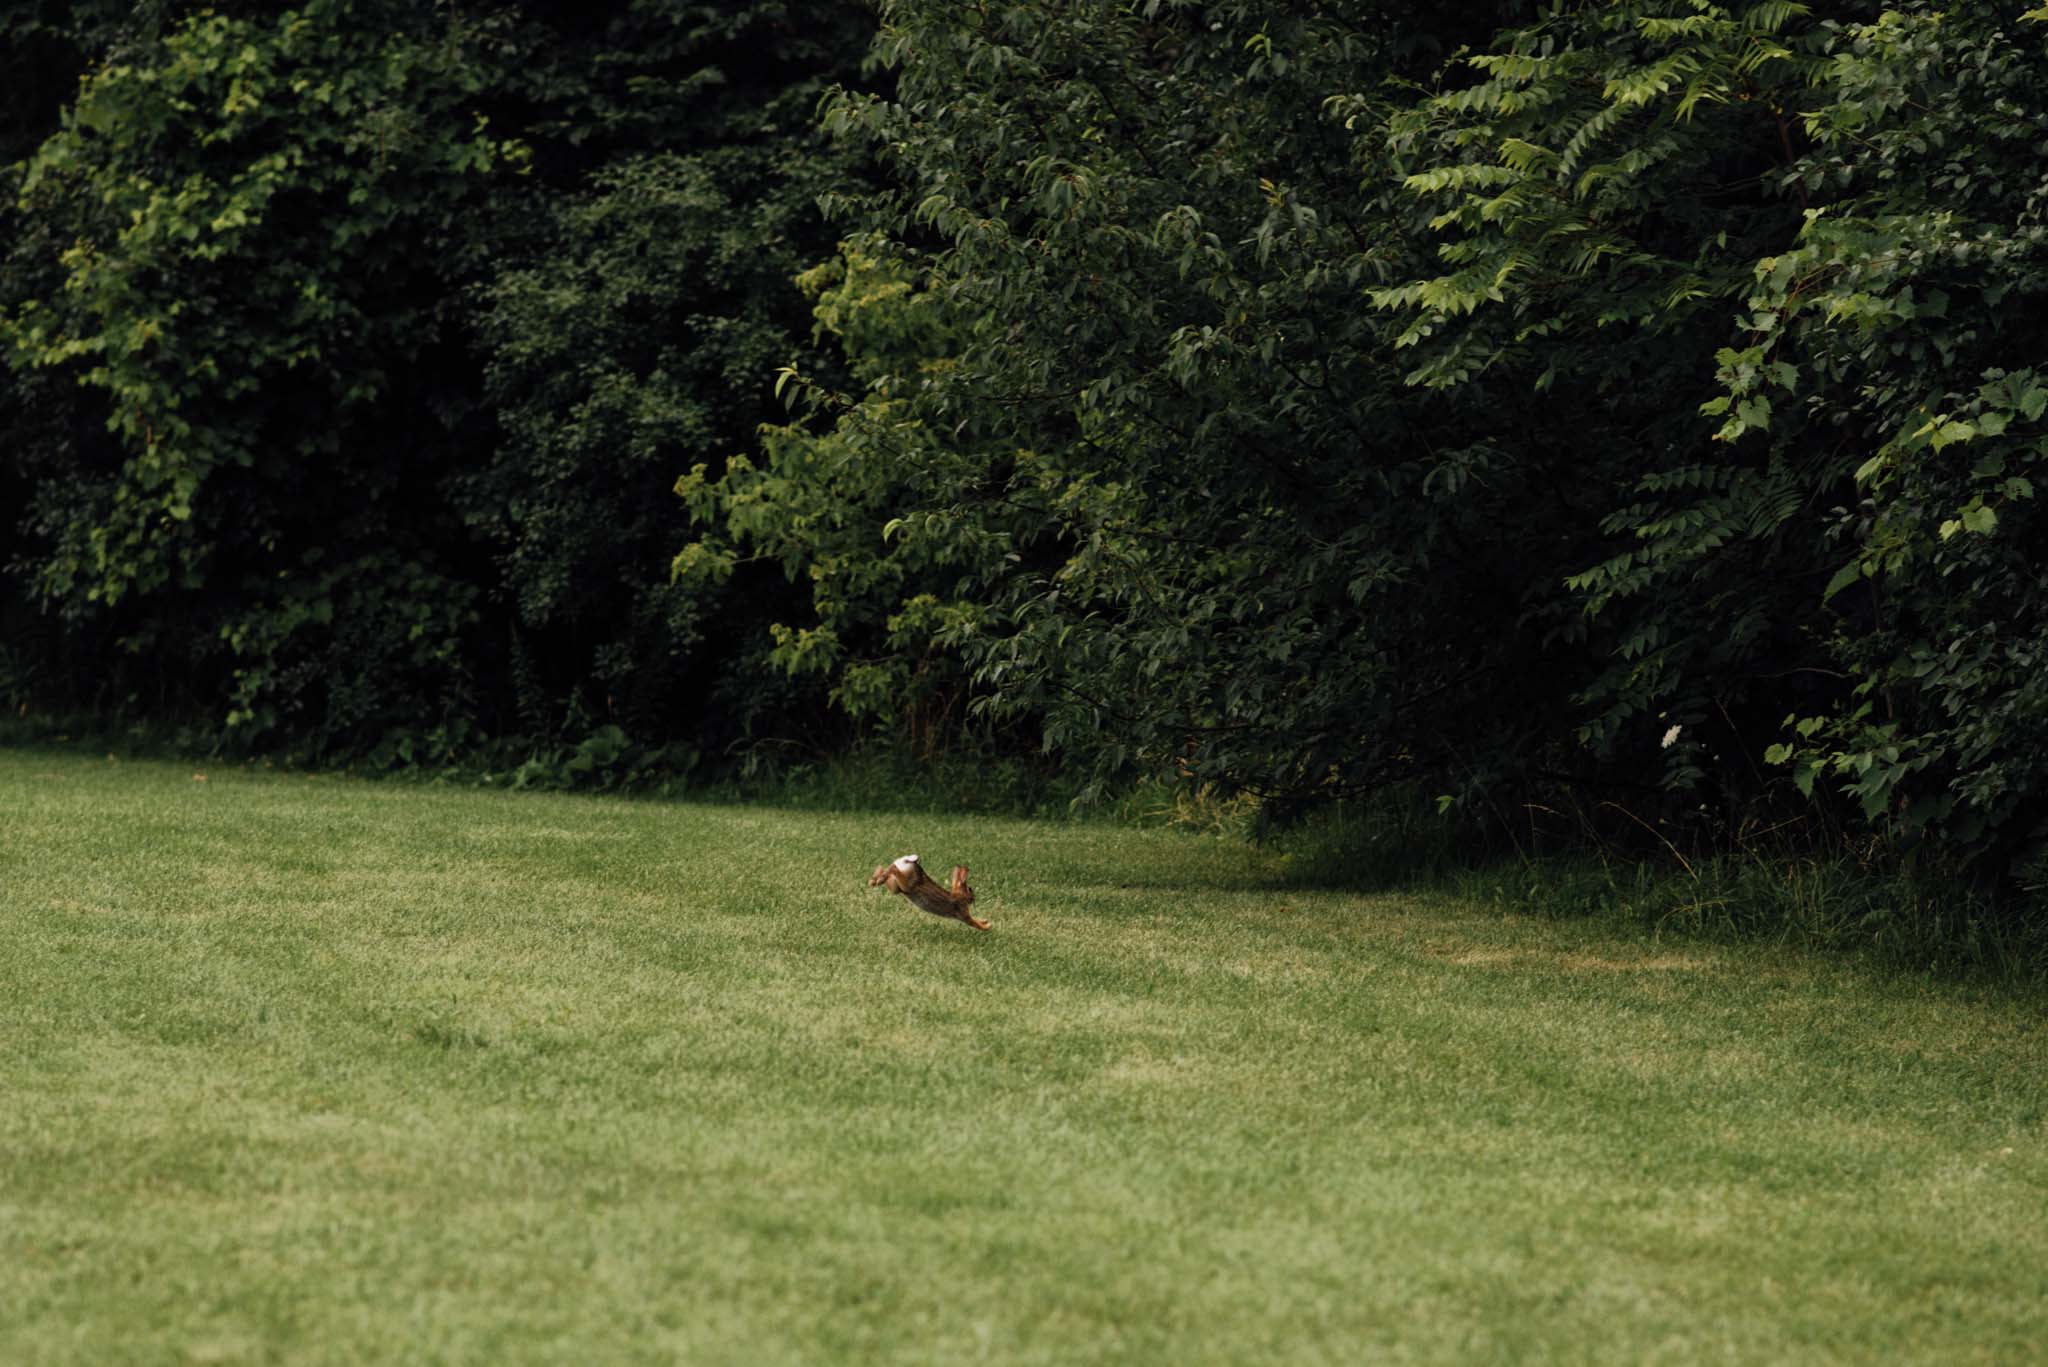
<box><xmin>1443</xmin><ymin>946</ymin><xmax>1717</xmax><ymax>974</ymax></box>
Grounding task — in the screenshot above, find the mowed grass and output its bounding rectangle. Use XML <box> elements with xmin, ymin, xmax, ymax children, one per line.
<box><xmin>1</xmin><ymin>750</ymin><xmax>2044</xmax><ymax>1365</ymax></box>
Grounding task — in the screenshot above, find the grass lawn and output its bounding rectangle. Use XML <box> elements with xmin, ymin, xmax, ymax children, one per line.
<box><xmin>2</xmin><ymin>747</ymin><xmax>2044</xmax><ymax>1364</ymax></box>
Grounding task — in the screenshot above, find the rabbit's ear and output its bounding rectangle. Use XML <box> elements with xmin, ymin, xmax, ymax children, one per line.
<box><xmin>950</xmin><ymin>865</ymin><xmax>970</xmax><ymax>892</ymax></box>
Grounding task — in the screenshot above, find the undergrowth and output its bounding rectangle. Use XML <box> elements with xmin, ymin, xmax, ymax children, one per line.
<box><xmin>1253</xmin><ymin>790</ymin><xmax>2048</xmax><ymax>984</ymax></box>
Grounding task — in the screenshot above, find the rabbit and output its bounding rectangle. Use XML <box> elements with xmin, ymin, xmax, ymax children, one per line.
<box><xmin>867</xmin><ymin>854</ymin><xmax>990</xmax><ymax>931</ymax></box>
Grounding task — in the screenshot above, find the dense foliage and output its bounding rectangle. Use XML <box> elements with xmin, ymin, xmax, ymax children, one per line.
<box><xmin>5</xmin><ymin>0</ymin><xmax>2047</xmax><ymax>895</ymax></box>
<box><xmin>1379</xmin><ymin>0</ymin><xmax>2048</xmax><ymax>872</ymax></box>
<box><xmin>0</xmin><ymin>0</ymin><xmax>870</xmax><ymax>766</ymax></box>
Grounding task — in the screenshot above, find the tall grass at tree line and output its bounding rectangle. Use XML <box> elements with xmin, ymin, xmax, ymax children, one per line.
<box><xmin>1136</xmin><ymin>778</ymin><xmax>2048</xmax><ymax>982</ymax></box>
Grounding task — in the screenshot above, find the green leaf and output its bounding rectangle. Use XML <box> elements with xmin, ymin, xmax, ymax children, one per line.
<box><xmin>1791</xmin><ymin>761</ymin><xmax>1820</xmax><ymax>799</ymax></box>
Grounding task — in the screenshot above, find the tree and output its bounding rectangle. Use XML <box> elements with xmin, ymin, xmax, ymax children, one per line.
<box><xmin>3</xmin><ymin>0</ymin><xmax>511</xmax><ymax>753</ymax></box>
<box><xmin>1</xmin><ymin>0</ymin><xmax>879</xmax><ymax>767</ymax></box>
<box><xmin>1381</xmin><ymin>0</ymin><xmax>2048</xmax><ymax>873</ymax></box>
<box><xmin>463</xmin><ymin>0</ymin><xmax>876</xmax><ymax>753</ymax></box>
<box><xmin>749</xmin><ymin>0</ymin><xmax>1610</xmax><ymax>809</ymax></box>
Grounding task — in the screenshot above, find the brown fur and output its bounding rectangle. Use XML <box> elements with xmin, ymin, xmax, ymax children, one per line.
<box><xmin>867</xmin><ymin>855</ymin><xmax>989</xmax><ymax>931</ymax></box>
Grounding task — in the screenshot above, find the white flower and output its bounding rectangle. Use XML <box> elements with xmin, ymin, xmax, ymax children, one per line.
<box><xmin>1661</xmin><ymin>725</ymin><xmax>1683</xmax><ymax>749</ymax></box>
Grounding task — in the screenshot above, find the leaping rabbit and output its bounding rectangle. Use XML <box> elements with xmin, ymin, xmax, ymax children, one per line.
<box><xmin>867</xmin><ymin>854</ymin><xmax>989</xmax><ymax>931</ymax></box>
